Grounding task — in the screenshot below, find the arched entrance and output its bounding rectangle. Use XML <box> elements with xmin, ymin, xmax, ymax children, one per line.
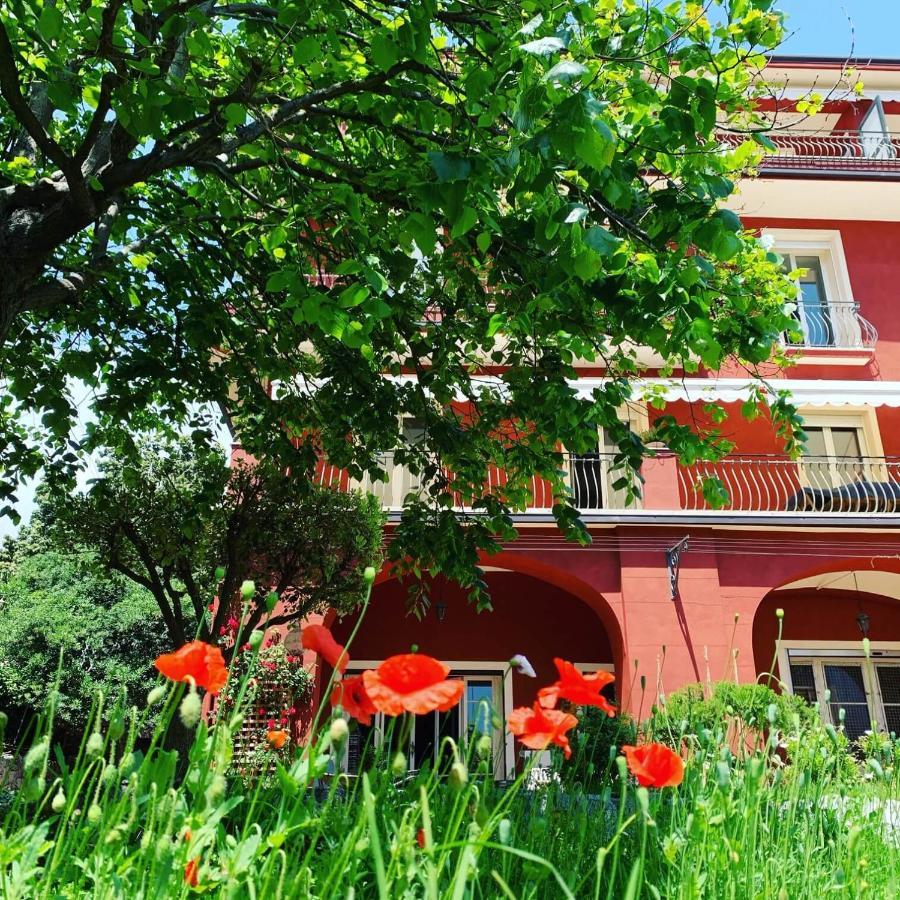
<box><xmin>752</xmin><ymin>564</ymin><xmax>900</xmax><ymax>739</ymax></box>
<box><xmin>329</xmin><ymin>568</ymin><xmax>620</xmax><ymax>778</ymax></box>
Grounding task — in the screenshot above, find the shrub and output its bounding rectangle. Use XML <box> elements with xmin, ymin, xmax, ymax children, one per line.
<box><xmin>0</xmin><ymin>548</ymin><xmax>169</xmax><ymax>745</ymax></box>
<box><xmin>557</xmin><ymin>707</ymin><xmax>637</xmax><ymax>792</ymax></box>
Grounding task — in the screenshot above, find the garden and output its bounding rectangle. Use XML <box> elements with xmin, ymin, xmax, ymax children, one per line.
<box><xmin>1</xmin><ymin>569</ymin><xmax>898</xmax><ymax>898</ymax></box>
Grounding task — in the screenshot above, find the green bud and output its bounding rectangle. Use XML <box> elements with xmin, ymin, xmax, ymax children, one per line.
<box><xmin>329</xmin><ymin>718</ymin><xmax>349</xmax><ymax>746</ymax></box>
<box><xmin>146</xmin><ymin>685</ymin><xmax>166</xmax><ymax>707</ymax></box>
<box><xmin>391</xmin><ymin>751</ymin><xmax>407</xmax><ymax>777</ymax></box>
<box><xmin>205</xmin><ymin>774</ymin><xmax>227</xmax><ymax>805</ymax></box>
<box><xmin>498</xmin><ymin>818</ymin><xmax>511</xmax><ymax>845</ymax></box>
<box><xmin>86</xmin><ymin>732</ymin><xmax>104</xmax><ymax>757</ymax></box>
<box><xmin>24</xmin><ymin>776</ymin><xmax>45</xmax><ymax>802</ymax></box>
<box><xmin>119</xmin><ymin>752</ymin><xmax>136</xmax><ymax>776</ymax></box>
<box><xmin>248</xmin><ymin>630</ymin><xmax>264</xmax><ymax>650</ymax></box>
<box><xmin>775</xmin><ymin>608</ymin><xmax>784</xmax><ymax>620</ymax></box>
<box><xmin>101</xmin><ymin>763</ymin><xmax>118</xmax><ymax>786</ymax></box>
<box><xmin>636</xmin><ymin>786</ymin><xmax>650</xmax><ymax>817</ymax></box>
<box><xmin>179</xmin><ymin>690</ymin><xmax>202</xmax><ymax>729</ymax></box>
<box><xmin>215</xmin><ymin>566</ymin><xmax>226</xmax><ymax>581</ymax></box>
<box><xmin>240</xmin><ymin>579</ymin><xmax>255</xmax><ymax>599</ymax></box>
<box><xmin>87</xmin><ymin>803</ymin><xmax>102</xmax><ymax>825</ymax></box>
<box><xmin>0</xmin><ymin>710</ymin><xmax>7</xmax><ymax>744</ymax></box>
<box><xmin>51</xmin><ymin>790</ymin><xmax>66</xmax><ymax>813</ymax></box>
<box><xmin>766</xmin><ymin>704</ymin><xmax>778</xmax><ymax>726</ymax></box>
<box><xmin>476</xmin><ymin>734</ymin><xmax>492</xmax><ymax>758</ymax></box>
<box><xmin>107</xmin><ymin>711</ymin><xmax>125</xmax><ymax>742</ymax></box>
<box><xmin>363</xmin><ymin>566</ymin><xmax>376</xmax><ymax>583</ymax></box>
<box><xmin>104</xmin><ymin>826</ymin><xmax>123</xmax><ymax>845</ymax></box>
<box><xmin>266</xmin><ymin>591</ymin><xmax>279</xmax><ymax>612</ymax></box>
<box><xmin>24</xmin><ymin>738</ymin><xmax>49</xmax><ymax>773</ymax></box>
<box><xmin>449</xmin><ymin>761</ymin><xmax>468</xmax><ymax>791</ymax></box>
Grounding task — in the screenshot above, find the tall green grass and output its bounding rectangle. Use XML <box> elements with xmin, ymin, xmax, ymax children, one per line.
<box><xmin>1</xmin><ymin>602</ymin><xmax>899</xmax><ymax>897</ymax></box>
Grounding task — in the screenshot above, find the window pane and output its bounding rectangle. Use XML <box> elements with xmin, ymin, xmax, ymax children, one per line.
<box><xmin>830</xmin><ymin>428</ymin><xmax>863</xmax><ymax>460</ymax></box>
<box><xmin>789</xmin><ymin>663</ymin><xmax>818</xmax><ymax>705</ymax></box>
<box><xmin>803</xmin><ymin>427</ymin><xmax>828</xmax><ymax>457</ymax></box>
<box><xmin>824</xmin><ymin>664</ymin><xmax>872</xmax><ymax>740</ymax></box>
<box><xmin>794</xmin><ymin>256</ymin><xmax>832</xmax><ymax>346</ymax></box>
<box><xmin>347</xmin><ymin>721</ymin><xmax>376</xmax><ymax>775</ymax></box>
<box><xmin>466</xmin><ymin>681</ymin><xmax>495</xmax><ymax>737</ymax></box>
<box><xmin>570</xmin><ymin>452</ymin><xmax>605</xmax><ymax>509</ymax></box>
<box><xmin>877</xmin><ymin>666</ymin><xmax>900</xmax><ymax>735</ymax></box>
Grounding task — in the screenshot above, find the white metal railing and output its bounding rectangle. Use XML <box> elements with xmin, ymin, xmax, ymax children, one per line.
<box><xmin>679</xmin><ymin>455</ymin><xmax>900</xmax><ymax>513</ymax></box>
<box><xmin>784</xmin><ymin>301</ymin><xmax>877</xmax><ymax>350</ymax></box>
<box><xmin>718</xmin><ymin>129</ymin><xmax>900</xmax><ymax>174</ymax></box>
<box><xmin>316</xmin><ymin>453</ymin><xmax>900</xmax><ymax>515</ymax></box>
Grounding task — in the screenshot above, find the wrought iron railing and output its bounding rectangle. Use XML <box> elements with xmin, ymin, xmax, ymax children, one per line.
<box><xmin>678</xmin><ymin>454</ymin><xmax>900</xmax><ymax>513</ymax></box>
<box><xmin>784</xmin><ymin>301</ymin><xmax>877</xmax><ymax>350</ymax></box>
<box><xmin>316</xmin><ymin>452</ymin><xmax>900</xmax><ymax>515</ymax></box>
<box><xmin>718</xmin><ymin>129</ymin><xmax>900</xmax><ymax>175</ymax></box>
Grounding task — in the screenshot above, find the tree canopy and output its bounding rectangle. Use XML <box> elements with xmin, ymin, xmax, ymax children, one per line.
<box><xmin>48</xmin><ymin>438</ymin><xmax>384</xmax><ymax>649</ymax></box>
<box><xmin>1</xmin><ymin>0</ymin><xmax>801</xmax><ymax>602</ymax></box>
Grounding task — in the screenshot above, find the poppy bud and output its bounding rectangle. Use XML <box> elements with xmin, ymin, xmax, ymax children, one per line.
<box><xmin>266</xmin><ymin>591</ymin><xmax>279</xmax><ymax>612</ymax></box>
<box><xmin>476</xmin><ymin>734</ymin><xmax>492</xmax><ymax>758</ymax></box>
<box><xmin>0</xmin><ymin>710</ymin><xmax>7</xmax><ymax>744</ymax></box>
<box><xmin>87</xmin><ymin>803</ymin><xmax>102</xmax><ymax>824</ymax></box>
<box><xmin>86</xmin><ymin>732</ymin><xmax>104</xmax><ymax>757</ymax></box>
<box><xmin>363</xmin><ymin>566</ymin><xmax>376</xmax><ymax>583</ymax></box>
<box><xmin>104</xmin><ymin>827</ymin><xmax>124</xmax><ymax>845</ymax></box>
<box><xmin>498</xmin><ymin>818</ymin><xmax>511</xmax><ymax>845</ymax></box>
<box><xmin>775</xmin><ymin>608</ymin><xmax>784</xmax><ymax>620</ymax></box>
<box><xmin>215</xmin><ymin>566</ymin><xmax>226</xmax><ymax>581</ymax></box>
<box><xmin>179</xmin><ymin>689</ymin><xmax>202</xmax><ymax>729</ymax></box>
<box><xmin>101</xmin><ymin>763</ymin><xmax>118</xmax><ymax>786</ymax></box>
<box><xmin>146</xmin><ymin>685</ymin><xmax>166</xmax><ymax>707</ymax></box>
<box><xmin>509</xmin><ymin>654</ymin><xmax>536</xmax><ymax>678</ymax></box>
<box><xmin>240</xmin><ymin>580</ymin><xmax>255</xmax><ymax>599</ymax></box>
<box><xmin>249</xmin><ymin>630</ymin><xmax>264</xmax><ymax>651</ymax></box>
<box><xmin>329</xmin><ymin>718</ymin><xmax>349</xmax><ymax>746</ymax></box>
<box><xmin>24</xmin><ymin>738</ymin><xmax>49</xmax><ymax>773</ymax></box>
<box><xmin>107</xmin><ymin>711</ymin><xmax>125</xmax><ymax>741</ymax></box>
<box><xmin>205</xmin><ymin>774</ymin><xmax>226</xmax><ymax>804</ymax></box>
<box><xmin>450</xmin><ymin>761</ymin><xmax>468</xmax><ymax>791</ymax></box>
<box><xmin>119</xmin><ymin>753</ymin><xmax>136</xmax><ymax>776</ymax></box>
<box><xmin>391</xmin><ymin>751</ymin><xmax>407</xmax><ymax>776</ymax></box>
<box><xmin>23</xmin><ymin>776</ymin><xmax>45</xmax><ymax>802</ymax></box>
<box><xmin>51</xmin><ymin>790</ymin><xmax>66</xmax><ymax>813</ymax></box>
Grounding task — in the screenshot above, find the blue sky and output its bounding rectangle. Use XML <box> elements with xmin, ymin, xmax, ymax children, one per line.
<box><xmin>777</xmin><ymin>0</ymin><xmax>900</xmax><ymax>59</ymax></box>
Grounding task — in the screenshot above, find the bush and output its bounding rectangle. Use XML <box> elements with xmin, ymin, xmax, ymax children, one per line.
<box><xmin>557</xmin><ymin>706</ymin><xmax>637</xmax><ymax>792</ymax></box>
<box><xmin>0</xmin><ymin>548</ymin><xmax>169</xmax><ymax>745</ymax></box>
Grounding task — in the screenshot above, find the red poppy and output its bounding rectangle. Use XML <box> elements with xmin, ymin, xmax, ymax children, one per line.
<box><xmin>331</xmin><ymin>673</ymin><xmax>377</xmax><ymax>725</ymax></box>
<box><xmin>301</xmin><ymin>624</ymin><xmax>349</xmax><ymax>673</ymax></box>
<box><xmin>363</xmin><ymin>654</ymin><xmax>463</xmax><ymax>716</ymax></box>
<box><xmin>416</xmin><ymin>828</ymin><xmax>426</xmax><ymax>849</ymax></box>
<box><xmin>622</xmin><ymin>743</ymin><xmax>684</xmax><ymax>788</ymax></box>
<box><xmin>184</xmin><ymin>858</ymin><xmax>199</xmax><ymax>887</ymax></box>
<box><xmin>507</xmin><ymin>702</ymin><xmax>578</xmax><ymax>758</ymax></box>
<box><xmin>154</xmin><ymin>641</ymin><xmax>228</xmax><ymax>695</ymax></box>
<box><xmin>267</xmin><ymin>729</ymin><xmax>289</xmax><ymax>749</ymax></box>
<box><xmin>538</xmin><ymin>659</ymin><xmax>616</xmax><ymax>716</ymax></box>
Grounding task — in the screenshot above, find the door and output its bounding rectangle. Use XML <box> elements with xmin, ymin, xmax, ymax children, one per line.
<box><xmin>783</xmin><ymin>254</ymin><xmax>834</xmax><ymax>347</ymax></box>
<box><xmin>801</xmin><ymin>423</ymin><xmax>867</xmax><ymax>497</ymax></box>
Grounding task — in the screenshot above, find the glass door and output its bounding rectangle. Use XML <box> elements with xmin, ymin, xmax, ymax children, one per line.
<box><xmin>783</xmin><ymin>254</ymin><xmax>834</xmax><ymax>347</ymax></box>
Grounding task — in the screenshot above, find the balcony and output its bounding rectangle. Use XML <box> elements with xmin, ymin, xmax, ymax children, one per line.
<box><xmin>315</xmin><ymin>452</ymin><xmax>900</xmax><ymax>519</ymax></box>
<box><xmin>784</xmin><ymin>302</ymin><xmax>877</xmax><ymax>351</ymax></box>
<box><xmin>719</xmin><ymin>129</ymin><xmax>900</xmax><ymax>177</ymax></box>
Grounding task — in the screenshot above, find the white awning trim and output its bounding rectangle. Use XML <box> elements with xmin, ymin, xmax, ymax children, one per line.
<box><xmin>279</xmin><ymin>375</ymin><xmax>900</xmax><ymax>408</ymax></box>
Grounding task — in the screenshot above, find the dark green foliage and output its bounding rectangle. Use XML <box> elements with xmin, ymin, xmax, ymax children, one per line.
<box><xmin>0</xmin><ymin>544</ymin><xmax>168</xmax><ymax>742</ymax></box>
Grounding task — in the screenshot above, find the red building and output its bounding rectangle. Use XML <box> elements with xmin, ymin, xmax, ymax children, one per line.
<box><xmin>289</xmin><ymin>58</ymin><xmax>900</xmax><ymax>778</ymax></box>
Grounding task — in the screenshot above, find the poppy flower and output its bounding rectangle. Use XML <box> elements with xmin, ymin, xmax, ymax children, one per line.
<box><xmin>301</xmin><ymin>624</ymin><xmax>349</xmax><ymax>673</ymax></box>
<box><xmin>622</xmin><ymin>743</ymin><xmax>684</xmax><ymax>788</ymax></box>
<box><xmin>507</xmin><ymin>702</ymin><xmax>578</xmax><ymax>759</ymax></box>
<box><xmin>184</xmin><ymin>858</ymin><xmax>199</xmax><ymax>887</ymax></box>
<box><xmin>331</xmin><ymin>673</ymin><xmax>377</xmax><ymax>725</ymax></box>
<box><xmin>510</xmin><ymin>654</ymin><xmax>536</xmax><ymax>678</ymax></box>
<box><xmin>363</xmin><ymin>654</ymin><xmax>463</xmax><ymax>716</ymax></box>
<box><xmin>416</xmin><ymin>828</ymin><xmax>426</xmax><ymax>849</ymax></box>
<box><xmin>267</xmin><ymin>729</ymin><xmax>289</xmax><ymax>749</ymax></box>
<box><xmin>154</xmin><ymin>641</ymin><xmax>228</xmax><ymax>695</ymax></box>
<box><xmin>538</xmin><ymin>659</ymin><xmax>616</xmax><ymax>716</ymax></box>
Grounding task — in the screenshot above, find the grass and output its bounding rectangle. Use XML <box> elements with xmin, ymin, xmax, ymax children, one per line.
<box><xmin>1</xmin><ymin>595</ymin><xmax>899</xmax><ymax>897</ymax></box>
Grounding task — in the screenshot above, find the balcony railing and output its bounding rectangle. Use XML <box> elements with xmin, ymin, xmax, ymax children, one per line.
<box><xmin>718</xmin><ymin>129</ymin><xmax>900</xmax><ymax>176</ymax></box>
<box><xmin>316</xmin><ymin>452</ymin><xmax>900</xmax><ymax>516</ymax></box>
<box><xmin>784</xmin><ymin>302</ymin><xmax>877</xmax><ymax>350</ymax></box>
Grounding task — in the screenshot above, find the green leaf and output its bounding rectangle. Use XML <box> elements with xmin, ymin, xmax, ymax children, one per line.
<box><xmin>543</xmin><ymin>60</ymin><xmax>588</xmax><ymax>83</ymax></box>
<box><xmin>371</xmin><ymin>33</ymin><xmax>399</xmax><ymax>70</ymax></box>
<box><xmin>574</xmin><ymin>121</ymin><xmax>617</xmax><ymax>171</ymax></box>
<box><xmin>39</xmin><ymin>5</ymin><xmax>63</xmax><ymax>39</ymax></box>
<box><xmin>520</xmin><ymin>37</ymin><xmax>564</xmax><ymax>56</ymax></box>
<box><xmin>293</xmin><ymin>36</ymin><xmax>320</xmax><ymax>65</ymax></box>
<box><xmin>450</xmin><ymin>206</ymin><xmax>478</xmax><ymax>238</ymax></box>
<box><xmin>339</xmin><ymin>283</ymin><xmax>370</xmax><ymax>308</ymax></box>
<box><xmin>584</xmin><ymin>226</ymin><xmax>620</xmax><ymax>256</ymax></box>
<box><xmin>476</xmin><ymin>232</ymin><xmax>492</xmax><ymax>253</ymax></box>
<box><xmin>428</xmin><ymin>152</ymin><xmax>471</xmax><ymax>183</ymax></box>
<box><xmin>223</xmin><ymin>103</ymin><xmax>246</xmax><ymax>127</ymax></box>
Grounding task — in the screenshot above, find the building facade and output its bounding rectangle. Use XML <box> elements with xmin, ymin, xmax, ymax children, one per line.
<box><xmin>294</xmin><ymin>58</ymin><xmax>900</xmax><ymax>778</ymax></box>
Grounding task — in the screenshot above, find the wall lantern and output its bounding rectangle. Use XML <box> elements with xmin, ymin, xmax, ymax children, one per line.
<box><xmin>856</xmin><ymin>611</ymin><xmax>871</xmax><ymax>638</ymax></box>
<box><xmin>435</xmin><ymin>602</ymin><xmax>448</xmax><ymax>623</ymax></box>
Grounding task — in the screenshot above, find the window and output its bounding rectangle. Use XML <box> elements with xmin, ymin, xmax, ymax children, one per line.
<box><xmin>766</xmin><ymin>230</ymin><xmax>862</xmax><ymax>351</ymax></box>
<box><xmin>341</xmin><ymin>667</ymin><xmax>510</xmax><ymax>778</ymax></box>
<box><xmin>785</xmin><ymin>651</ymin><xmax>900</xmax><ymax>740</ymax></box>
<box><xmin>859</xmin><ymin>96</ymin><xmax>894</xmax><ymax>160</ymax></box>
<box><xmin>801</xmin><ymin>422</ymin><xmax>866</xmax><ymax>491</ymax></box>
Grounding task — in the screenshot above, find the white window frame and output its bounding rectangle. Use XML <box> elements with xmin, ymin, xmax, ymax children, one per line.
<box><xmin>798</xmin><ymin>409</ymin><xmax>886</xmax><ymax>489</ymax></box>
<box><xmin>779</xmin><ymin>640</ymin><xmax>900</xmax><ymax>734</ymax></box>
<box><xmin>763</xmin><ymin>229</ymin><xmax>859</xmax><ymax>351</ymax></box>
<box><xmin>339</xmin><ymin>660</ymin><xmax>515</xmax><ymax>779</ymax></box>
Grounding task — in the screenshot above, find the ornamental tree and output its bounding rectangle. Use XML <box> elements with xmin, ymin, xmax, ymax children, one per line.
<box><xmin>47</xmin><ymin>437</ymin><xmax>384</xmax><ymax>650</ymax></box>
<box><xmin>2</xmin><ymin>1</ymin><xmax>805</xmax><ymax>603</ymax></box>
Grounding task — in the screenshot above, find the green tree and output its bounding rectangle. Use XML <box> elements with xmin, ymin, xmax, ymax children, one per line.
<box><xmin>1</xmin><ymin>1</ymin><xmax>802</xmax><ymax>602</ymax></box>
<box><xmin>48</xmin><ymin>437</ymin><xmax>384</xmax><ymax>649</ymax></box>
<box><xmin>0</xmin><ymin>512</ymin><xmax>170</xmax><ymax>742</ymax></box>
